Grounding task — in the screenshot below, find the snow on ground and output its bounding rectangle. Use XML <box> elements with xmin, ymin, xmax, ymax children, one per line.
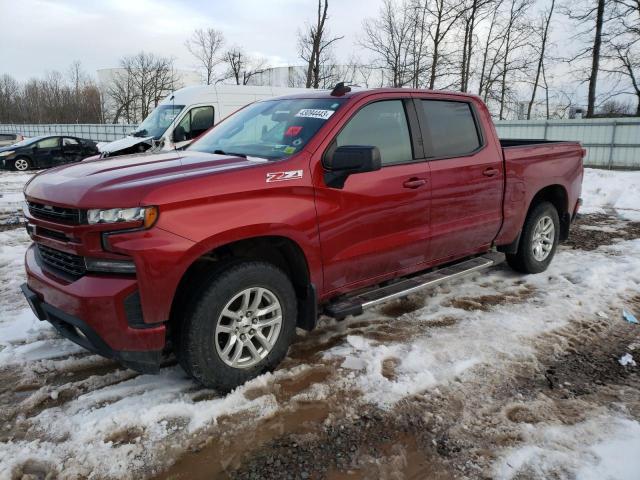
<box><xmin>581</xmin><ymin>168</ymin><xmax>640</xmax><ymax>221</ymax></box>
<box><xmin>326</xmin><ymin>238</ymin><xmax>640</xmax><ymax>407</ymax></box>
<box><xmin>0</xmin><ymin>168</ymin><xmax>639</xmax><ymax>479</ymax></box>
<box><xmin>494</xmin><ymin>416</ymin><xmax>640</xmax><ymax>480</ymax></box>
<box><xmin>0</xmin><ymin>171</ymin><xmax>33</xmax><ymax>225</ymax></box>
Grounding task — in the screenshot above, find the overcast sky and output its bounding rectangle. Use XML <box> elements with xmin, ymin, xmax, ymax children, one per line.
<box><xmin>1</xmin><ymin>0</ymin><xmax>380</xmax><ymax>81</ymax></box>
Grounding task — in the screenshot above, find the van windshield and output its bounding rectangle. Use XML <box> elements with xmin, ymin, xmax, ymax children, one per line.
<box><xmin>189</xmin><ymin>98</ymin><xmax>344</xmax><ymax>160</ymax></box>
<box><xmin>132</xmin><ymin>104</ymin><xmax>185</xmax><ymax>139</ymax></box>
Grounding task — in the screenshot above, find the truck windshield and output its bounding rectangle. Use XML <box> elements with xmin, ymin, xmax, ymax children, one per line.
<box><xmin>132</xmin><ymin>104</ymin><xmax>185</xmax><ymax>139</ymax></box>
<box><xmin>189</xmin><ymin>98</ymin><xmax>344</xmax><ymax>160</ymax></box>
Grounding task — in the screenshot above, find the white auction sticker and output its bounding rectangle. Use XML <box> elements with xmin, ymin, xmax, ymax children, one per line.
<box><xmin>295</xmin><ymin>109</ymin><xmax>335</xmax><ymax>120</ymax></box>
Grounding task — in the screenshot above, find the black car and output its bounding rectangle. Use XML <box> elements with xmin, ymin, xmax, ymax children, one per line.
<box><xmin>0</xmin><ymin>135</ymin><xmax>99</xmax><ymax>171</ymax></box>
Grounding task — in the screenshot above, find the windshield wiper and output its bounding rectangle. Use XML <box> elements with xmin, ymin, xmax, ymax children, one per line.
<box><xmin>213</xmin><ymin>149</ymin><xmax>247</xmax><ymax>158</ymax></box>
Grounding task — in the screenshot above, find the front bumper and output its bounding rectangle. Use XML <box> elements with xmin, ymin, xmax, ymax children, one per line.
<box><xmin>23</xmin><ymin>244</ymin><xmax>165</xmax><ymax>373</ymax></box>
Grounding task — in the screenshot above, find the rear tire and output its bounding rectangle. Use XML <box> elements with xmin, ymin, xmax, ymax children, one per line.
<box><xmin>506</xmin><ymin>201</ymin><xmax>560</xmax><ymax>274</ymax></box>
<box><xmin>177</xmin><ymin>261</ymin><xmax>297</xmax><ymax>391</ymax></box>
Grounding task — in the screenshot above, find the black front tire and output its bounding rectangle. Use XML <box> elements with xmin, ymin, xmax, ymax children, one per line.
<box><xmin>506</xmin><ymin>201</ymin><xmax>560</xmax><ymax>274</ymax></box>
<box><xmin>176</xmin><ymin>261</ymin><xmax>297</xmax><ymax>391</ymax></box>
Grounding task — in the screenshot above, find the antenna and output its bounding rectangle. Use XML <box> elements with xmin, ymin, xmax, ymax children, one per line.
<box><xmin>330</xmin><ymin>82</ymin><xmax>351</xmax><ymax>97</ymax></box>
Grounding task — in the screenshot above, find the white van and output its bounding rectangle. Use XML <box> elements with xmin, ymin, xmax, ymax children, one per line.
<box><xmin>98</xmin><ymin>84</ymin><xmax>309</xmax><ymax>158</ymax></box>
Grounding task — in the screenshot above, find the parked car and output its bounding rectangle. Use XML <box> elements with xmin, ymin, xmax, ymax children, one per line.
<box><xmin>0</xmin><ymin>135</ymin><xmax>99</xmax><ymax>171</ymax></box>
<box><xmin>21</xmin><ymin>85</ymin><xmax>584</xmax><ymax>390</ymax></box>
<box><xmin>0</xmin><ymin>132</ymin><xmax>24</xmax><ymax>147</ymax></box>
<box><xmin>94</xmin><ymin>84</ymin><xmax>310</xmax><ymax>159</ymax></box>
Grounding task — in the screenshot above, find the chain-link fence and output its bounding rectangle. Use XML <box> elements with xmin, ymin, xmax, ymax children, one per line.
<box><xmin>0</xmin><ymin>124</ymin><xmax>138</xmax><ymax>142</ymax></box>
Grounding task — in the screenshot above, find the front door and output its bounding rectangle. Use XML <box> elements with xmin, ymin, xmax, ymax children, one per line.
<box><xmin>314</xmin><ymin>98</ymin><xmax>431</xmax><ymax>294</ymax></box>
<box><xmin>416</xmin><ymin>97</ymin><xmax>504</xmax><ymax>262</ymax></box>
<box><xmin>34</xmin><ymin>137</ymin><xmax>64</xmax><ymax>168</ymax></box>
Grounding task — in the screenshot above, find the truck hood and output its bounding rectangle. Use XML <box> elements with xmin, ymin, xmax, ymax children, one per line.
<box><xmin>97</xmin><ymin>135</ymin><xmax>154</xmax><ymax>154</ymax></box>
<box><xmin>24</xmin><ymin>150</ymin><xmax>268</xmax><ymax>207</ymax></box>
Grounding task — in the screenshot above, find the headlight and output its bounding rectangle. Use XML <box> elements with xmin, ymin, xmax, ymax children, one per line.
<box><xmin>0</xmin><ymin>150</ymin><xmax>15</xmax><ymax>157</ymax></box>
<box><xmin>87</xmin><ymin>206</ymin><xmax>158</xmax><ymax>228</ymax></box>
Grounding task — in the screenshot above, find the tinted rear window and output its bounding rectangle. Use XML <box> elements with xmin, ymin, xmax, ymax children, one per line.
<box><xmin>421</xmin><ymin>100</ymin><xmax>481</xmax><ymax>157</ymax></box>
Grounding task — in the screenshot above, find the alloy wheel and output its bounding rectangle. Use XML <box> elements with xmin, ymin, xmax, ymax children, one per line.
<box><xmin>214</xmin><ymin>287</ymin><xmax>283</xmax><ymax>369</ymax></box>
<box><xmin>531</xmin><ymin>215</ymin><xmax>555</xmax><ymax>261</ymax></box>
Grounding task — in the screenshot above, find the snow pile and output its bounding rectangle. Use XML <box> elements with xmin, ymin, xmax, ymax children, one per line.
<box><xmin>581</xmin><ymin>168</ymin><xmax>640</xmax><ymax>221</ymax></box>
<box><xmin>0</xmin><ymin>171</ymin><xmax>33</xmax><ymax>224</ymax></box>
<box><xmin>619</xmin><ymin>353</ymin><xmax>636</xmax><ymax>367</ymax></box>
<box><xmin>494</xmin><ymin>416</ymin><xmax>640</xmax><ymax>480</ymax></box>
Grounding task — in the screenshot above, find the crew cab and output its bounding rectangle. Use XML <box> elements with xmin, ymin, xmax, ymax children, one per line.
<box><xmin>21</xmin><ymin>85</ymin><xmax>584</xmax><ymax>390</ymax></box>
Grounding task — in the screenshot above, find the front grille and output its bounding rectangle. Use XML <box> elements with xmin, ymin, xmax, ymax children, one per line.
<box><xmin>37</xmin><ymin>244</ymin><xmax>86</xmax><ymax>278</ymax></box>
<box><xmin>28</xmin><ymin>202</ymin><xmax>83</xmax><ymax>224</ymax></box>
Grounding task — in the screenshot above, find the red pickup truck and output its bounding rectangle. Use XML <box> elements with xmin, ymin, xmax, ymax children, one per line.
<box><xmin>21</xmin><ymin>85</ymin><xmax>584</xmax><ymax>390</ymax></box>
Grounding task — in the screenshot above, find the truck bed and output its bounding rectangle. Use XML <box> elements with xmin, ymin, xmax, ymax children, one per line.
<box><xmin>500</xmin><ymin>138</ymin><xmax>571</xmax><ymax>148</ymax></box>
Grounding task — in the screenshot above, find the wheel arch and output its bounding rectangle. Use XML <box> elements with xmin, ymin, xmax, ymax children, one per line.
<box><xmin>527</xmin><ymin>184</ymin><xmax>570</xmax><ymax>240</ymax></box>
<box><xmin>169</xmin><ymin>235</ymin><xmax>317</xmax><ymax>338</ymax></box>
<box><xmin>498</xmin><ymin>183</ymin><xmax>569</xmax><ymax>255</ymax></box>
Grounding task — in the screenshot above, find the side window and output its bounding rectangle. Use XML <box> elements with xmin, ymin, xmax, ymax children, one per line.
<box><xmin>421</xmin><ymin>100</ymin><xmax>481</xmax><ymax>157</ymax></box>
<box><xmin>335</xmin><ymin>100</ymin><xmax>413</xmax><ymax>166</ymax></box>
<box><xmin>37</xmin><ymin>137</ymin><xmax>59</xmax><ymax>149</ymax></box>
<box><xmin>175</xmin><ymin>106</ymin><xmax>214</xmax><ymax>142</ymax></box>
<box><xmin>62</xmin><ymin>137</ymin><xmax>79</xmax><ymax>146</ymax></box>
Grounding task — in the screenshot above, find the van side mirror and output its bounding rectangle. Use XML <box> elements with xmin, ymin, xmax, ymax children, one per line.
<box><xmin>324</xmin><ymin>145</ymin><xmax>381</xmax><ymax>188</ymax></box>
<box><xmin>173</xmin><ymin>125</ymin><xmax>187</xmax><ymax>143</ymax></box>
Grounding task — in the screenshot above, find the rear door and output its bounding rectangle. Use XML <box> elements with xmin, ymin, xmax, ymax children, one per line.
<box><xmin>61</xmin><ymin>137</ymin><xmax>83</xmax><ymax>163</ymax></box>
<box><xmin>415</xmin><ymin>96</ymin><xmax>503</xmax><ymax>262</ymax></box>
<box><xmin>313</xmin><ymin>97</ymin><xmax>431</xmax><ymax>294</ymax></box>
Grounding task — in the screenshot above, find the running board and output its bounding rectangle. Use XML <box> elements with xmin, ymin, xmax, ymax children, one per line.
<box><xmin>324</xmin><ymin>252</ymin><xmax>505</xmax><ymax>319</ymax></box>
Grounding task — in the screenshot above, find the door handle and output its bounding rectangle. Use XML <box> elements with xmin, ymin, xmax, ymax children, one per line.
<box><xmin>403</xmin><ymin>177</ymin><xmax>427</xmax><ymax>189</ymax></box>
<box><xmin>483</xmin><ymin>167</ymin><xmax>499</xmax><ymax>177</ymax></box>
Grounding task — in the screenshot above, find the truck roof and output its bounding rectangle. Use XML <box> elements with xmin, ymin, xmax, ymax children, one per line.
<box><xmin>269</xmin><ymin>87</ymin><xmax>481</xmax><ymax>102</ymax></box>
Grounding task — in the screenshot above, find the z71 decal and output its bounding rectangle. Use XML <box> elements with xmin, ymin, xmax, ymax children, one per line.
<box><xmin>266</xmin><ymin>170</ymin><xmax>304</xmax><ymax>183</ymax></box>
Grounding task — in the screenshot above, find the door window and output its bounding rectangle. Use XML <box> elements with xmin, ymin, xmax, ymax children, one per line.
<box><xmin>62</xmin><ymin>137</ymin><xmax>80</xmax><ymax>146</ymax></box>
<box><xmin>421</xmin><ymin>100</ymin><xmax>481</xmax><ymax>157</ymax></box>
<box><xmin>36</xmin><ymin>137</ymin><xmax>59</xmax><ymax>148</ymax></box>
<box><xmin>175</xmin><ymin>106</ymin><xmax>215</xmax><ymax>142</ymax></box>
<box><xmin>334</xmin><ymin>100</ymin><xmax>413</xmax><ymax>166</ymax></box>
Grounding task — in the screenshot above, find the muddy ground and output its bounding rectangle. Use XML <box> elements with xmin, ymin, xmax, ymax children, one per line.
<box><xmin>158</xmin><ymin>214</ymin><xmax>640</xmax><ymax>480</ymax></box>
<box><xmin>2</xmin><ymin>213</ymin><xmax>639</xmax><ymax>480</ymax></box>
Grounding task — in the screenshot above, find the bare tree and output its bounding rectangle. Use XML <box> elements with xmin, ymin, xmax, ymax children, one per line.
<box><xmin>563</xmin><ymin>0</ymin><xmax>613</xmax><ymax>117</ymax></box>
<box><xmin>527</xmin><ymin>0</ymin><xmax>555</xmax><ymax>119</ymax></box>
<box><xmin>298</xmin><ymin>0</ymin><xmax>344</xmax><ymax>88</ymax></box>
<box><xmin>425</xmin><ymin>0</ymin><xmax>467</xmax><ymax>89</ymax></box>
<box><xmin>478</xmin><ymin>0</ymin><xmax>505</xmax><ymax>99</ymax></box>
<box><xmin>185</xmin><ymin>28</ymin><xmax>225</xmax><ymax>85</ymax></box>
<box><xmin>107</xmin><ymin>52</ymin><xmax>180</xmax><ymax>123</ymax></box>
<box><xmin>222</xmin><ymin>47</ymin><xmax>268</xmax><ymax>85</ymax></box>
<box><xmin>603</xmin><ymin>1</ymin><xmax>640</xmax><ymax>114</ymax></box>
<box><xmin>497</xmin><ymin>0</ymin><xmax>534</xmax><ymax>119</ymax></box>
<box><xmin>0</xmin><ymin>64</ymin><xmax>102</xmax><ymax>124</ymax></box>
<box><xmin>459</xmin><ymin>0</ymin><xmax>495</xmax><ymax>92</ymax></box>
<box><xmin>361</xmin><ymin>0</ymin><xmax>415</xmax><ymax>87</ymax></box>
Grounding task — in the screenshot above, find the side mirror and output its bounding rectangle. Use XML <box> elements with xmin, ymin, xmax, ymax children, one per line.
<box><xmin>324</xmin><ymin>145</ymin><xmax>381</xmax><ymax>188</ymax></box>
<box><xmin>173</xmin><ymin>125</ymin><xmax>187</xmax><ymax>143</ymax></box>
